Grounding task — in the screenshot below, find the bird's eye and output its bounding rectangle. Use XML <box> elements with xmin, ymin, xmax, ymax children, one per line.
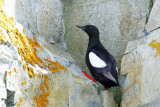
<box><xmin>90</xmin><ymin>26</ymin><xmax>93</xmax><ymax>29</ymax></box>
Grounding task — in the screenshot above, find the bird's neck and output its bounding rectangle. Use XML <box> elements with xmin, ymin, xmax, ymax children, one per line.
<box><xmin>88</xmin><ymin>36</ymin><xmax>100</xmax><ymax>50</ymax></box>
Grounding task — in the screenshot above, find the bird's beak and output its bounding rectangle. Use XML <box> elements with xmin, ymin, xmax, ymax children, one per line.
<box><xmin>76</xmin><ymin>25</ymin><xmax>86</xmax><ymax>30</ymax></box>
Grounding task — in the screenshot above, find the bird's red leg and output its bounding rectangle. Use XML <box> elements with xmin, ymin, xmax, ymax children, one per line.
<box><xmin>104</xmin><ymin>87</ymin><xmax>109</xmax><ymax>90</ymax></box>
<box><xmin>82</xmin><ymin>70</ymin><xmax>97</xmax><ymax>82</ymax></box>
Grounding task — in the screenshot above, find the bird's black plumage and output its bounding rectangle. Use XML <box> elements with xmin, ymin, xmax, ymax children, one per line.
<box><xmin>76</xmin><ymin>25</ymin><xmax>119</xmax><ymax>89</ymax></box>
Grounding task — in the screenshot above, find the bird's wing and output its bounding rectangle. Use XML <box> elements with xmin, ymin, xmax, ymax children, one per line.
<box><xmin>101</xmin><ymin>71</ymin><xmax>118</xmax><ymax>83</ymax></box>
<box><xmin>89</xmin><ymin>49</ymin><xmax>118</xmax><ymax>83</ymax></box>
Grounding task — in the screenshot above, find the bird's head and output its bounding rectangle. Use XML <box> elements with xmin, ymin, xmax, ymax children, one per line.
<box><xmin>76</xmin><ymin>25</ymin><xmax>99</xmax><ymax>37</ymax></box>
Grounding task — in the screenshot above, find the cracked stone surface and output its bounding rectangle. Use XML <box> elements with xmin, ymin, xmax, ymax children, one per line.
<box><xmin>121</xmin><ymin>29</ymin><xmax>160</xmax><ymax>107</ymax></box>
<box><xmin>145</xmin><ymin>0</ymin><xmax>160</xmax><ymax>33</ymax></box>
<box><xmin>0</xmin><ymin>0</ymin><xmax>117</xmax><ymax>107</ymax></box>
<box><xmin>3</xmin><ymin>0</ymin><xmax>66</xmax><ymax>48</ymax></box>
<box><xmin>63</xmin><ymin>0</ymin><xmax>150</xmax><ymax>70</ymax></box>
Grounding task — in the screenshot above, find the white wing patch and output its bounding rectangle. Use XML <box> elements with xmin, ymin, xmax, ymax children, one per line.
<box><xmin>89</xmin><ymin>52</ymin><xmax>107</xmax><ymax>68</ymax></box>
<box><xmin>116</xmin><ymin>67</ymin><xmax>118</xmax><ymax>73</ymax></box>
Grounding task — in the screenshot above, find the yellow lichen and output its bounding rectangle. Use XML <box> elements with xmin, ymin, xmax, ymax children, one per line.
<box><xmin>23</xmin><ymin>64</ymin><xmax>27</xmax><ymax>70</ymax></box>
<box><xmin>19</xmin><ymin>97</ymin><xmax>23</xmax><ymax>103</ymax></box>
<box><xmin>21</xmin><ymin>80</ymin><xmax>26</xmax><ymax>86</ymax></box>
<box><xmin>38</xmin><ymin>73</ymin><xmax>42</xmax><ymax>78</ymax></box>
<box><xmin>149</xmin><ymin>40</ymin><xmax>160</xmax><ymax>57</ymax></box>
<box><xmin>23</xmin><ymin>28</ymin><xmax>25</xmax><ymax>34</ymax></box>
<box><xmin>14</xmin><ymin>68</ymin><xmax>16</xmax><ymax>72</ymax></box>
<box><xmin>0</xmin><ymin>5</ymin><xmax>70</xmax><ymax>106</ymax></box>
<box><xmin>0</xmin><ymin>6</ymin><xmax>68</xmax><ymax>76</ymax></box>
<box><xmin>17</xmin><ymin>102</ymin><xmax>20</xmax><ymax>107</ymax></box>
<box><xmin>0</xmin><ymin>28</ymin><xmax>7</xmax><ymax>43</ymax></box>
<box><xmin>28</xmin><ymin>67</ymin><xmax>35</xmax><ymax>78</ymax></box>
<box><xmin>9</xmin><ymin>71</ymin><xmax>12</xmax><ymax>75</ymax></box>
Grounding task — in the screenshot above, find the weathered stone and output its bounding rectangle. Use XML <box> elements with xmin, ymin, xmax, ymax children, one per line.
<box><xmin>0</xmin><ymin>4</ymin><xmax>117</xmax><ymax>106</ymax></box>
<box><xmin>69</xmin><ymin>68</ymin><xmax>102</xmax><ymax>107</ymax></box>
<box><xmin>3</xmin><ymin>0</ymin><xmax>65</xmax><ymax>48</ymax></box>
<box><xmin>101</xmin><ymin>91</ymin><xmax>118</xmax><ymax>107</ymax></box>
<box><xmin>145</xmin><ymin>0</ymin><xmax>160</xmax><ymax>33</ymax></box>
<box><xmin>0</xmin><ymin>37</ymin><xmax>117</xmax><ymax>107</ymax></box>
<box><xmin>121</xmin><ymin>28</ymin><xmax>160</xmax><ymax>107</ymax></box>
<box><xmin>63</xmin><ymin>0</ymin><xmax>149</xmax><ymax>70</ymax></box>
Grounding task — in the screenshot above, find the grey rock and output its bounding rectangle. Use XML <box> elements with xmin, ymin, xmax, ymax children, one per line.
<box><xmin>0</xmin><ymin>4</ymin><xmax>117</xmax><ymax>106</ymax></box>
<box><xmin>101</xmin><ymin>91</ymin><xmax>118</xmax><ymax>107</ymax></box>
<box><xmin>121</xmin><ymin>28</ymin><xmax>160</xmax><ymax>107</ymax></box>
<box><xmin>3</xmin><ymin>0</ymin><xmax>66</xmax><ymax>48</ymax></box>
<box><xmin>62</xmin><ymin>0</ymin><xmax>150</xmax><ymax>70</ymax></box>
<box><xmin>145</xmin><ymin>0</ymin><xmax>160</xmax><ymax>33</ymax></box>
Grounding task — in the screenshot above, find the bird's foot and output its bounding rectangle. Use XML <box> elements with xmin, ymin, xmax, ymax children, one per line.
<box><xmin>82</xmin><ymin>70</ymin><xmax>97</xmax><ymax>82</ymax></box>
<box><xmin>104</xmin><ymin>87</ymin><xmax>109</xmax><ymax>90</ymax></box>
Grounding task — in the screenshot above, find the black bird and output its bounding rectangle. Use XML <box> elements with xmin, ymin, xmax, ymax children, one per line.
<box><xmin>76</xmin><ymin>25</ymin><xmax>119</xmax><ymax>90</ymax></box>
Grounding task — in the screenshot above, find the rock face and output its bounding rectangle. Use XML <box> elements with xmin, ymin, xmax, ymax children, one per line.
<box><xmin>121</xmin><ymin>29</ymin><xmax>160</xmax><ymax>107</ymax></box>
<box><xmin>63</xmin><ymin>0</ymin><xmax>150</xmax><ymax>69</ymax></box>
<box><xmin>3</xmin><ymin>0</ymin><xmax>65</xmax><ymax>48</ymax></box>
<box><xmin>0</xmin><ymin>40</ymin><xmax>106</xmax><ymax>107</ymax></box>
<box><xmin>0</xmin><ymin>28</ymin><xmax>116</xmax><ymax>107</ymax></box>
<box><xmin>145</xmin><ymin>0</ymin><xmax>160</xmax><ymax>33</ymax></box>
<box><xmin>4</xmin><ymin>0</ymin><xmax>160</xmax><ymax>106</ymax></box>
<box><xmin>0</xmin><ymin>1</ymin><xmax>117</xmax><ymax>107</ymax></box>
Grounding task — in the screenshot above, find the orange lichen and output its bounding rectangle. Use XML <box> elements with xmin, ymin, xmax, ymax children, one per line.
<box><xmin>44</xmin><ymin>59</ymin><xmax>67</xmax><ymax>73</ymax></box>
<box><xmin>44</xmin><ymin>75</ymin><xmax>49</xmax><ymax>90</ymax></box>
<box><xmin>34</xmin><ymin>75</ymin><xmax>49</xmax><ymax>107</ymax></box>
<box><xmin>38</xmin><ymin>73</ymin><xmax>42</xmax><ymax>78</ymax></box>
<box><xmin>23</xmin><ymin>64</ymin><xmax>27</xmax><ymax>70</ymax></box>
<box><xmin>14</xmin><ymin>68</ymin><xmax>16</xmax><ymax>72</ymax></box>
<box><xmin>28</xmin><ymin>67</ymin><xmax>35</xmax><ymax>78</ymax></box>
<box><xmin>149</xmin><ymin>40</ymin><xmax>160</xmax><ymax>57</ymax></box>
<box><xmin>0</xmin><ymin>6</ymin><xmax>68</xmax><ymax>77</ymax></box>
<box><xmin>23</xmin><ymin>28</ymin><xmax>25</xmax><ymax>34</ymax></box>
<box><xmin>17</xmin><ymin>102</ymin><xmax>20</xmax><ymax>107</ymax></box>
<box><xmin>21</xmin><ymin>80</ymin><xmax>26</xmax><ymax>86</ymax></box>
<box><xmin>9</xmin><ymin>71</ymin><xmax>12</xmax><ymax>75</ymax></box>
<box><xmin>45</xmin><ymin>83</ymin><xmax>49</xmax><ymax>90</ymax></box>
<box><xmin>0</xmin><ymin>6</ymin><xmax>70</xmax><ymax>106</ymax></box>
<box><xmin>20</xmin><ymin>97</ymin><xmax>23</xmax><ymax>103</ymax></box>
<box><xmin>0</xmin><ymin>28</ymin><xmax>7</xmax><ymax>43</ymax></box>
<box><xmin>40</xmin><ymin>84</ymin><xmax>45</xmax><ymax>90</ymax></box>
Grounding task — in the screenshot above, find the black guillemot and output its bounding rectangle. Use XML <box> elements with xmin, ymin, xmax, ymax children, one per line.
<box><xmin>76</xmin><ymin>25</ymin><xmax>119</xmax><ymax>90</ymax></box>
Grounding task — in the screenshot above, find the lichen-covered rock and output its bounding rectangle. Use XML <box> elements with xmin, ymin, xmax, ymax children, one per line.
<box><xmin>63</xmin><ymin>0</ymin><xmax>150</xmax><ymax>69</ymax></box>
<box><xmin>121</xmin><ymin>28</ymin><xmax>160</xmax><ymax>107</ymax></box>
<box><xmin>0</xmin><ymin>24</ymin><xmax>116</xmax><ymax>107</ymax></box>
<box><xmin>0</xmin><ymin>3</ymin><xmax>117</xmax><ymax>107</ymax></box>
<box><xmin>3</xmin><ymin>0</ymin><xmax>65</xmax><ymax>48</ymax></box>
